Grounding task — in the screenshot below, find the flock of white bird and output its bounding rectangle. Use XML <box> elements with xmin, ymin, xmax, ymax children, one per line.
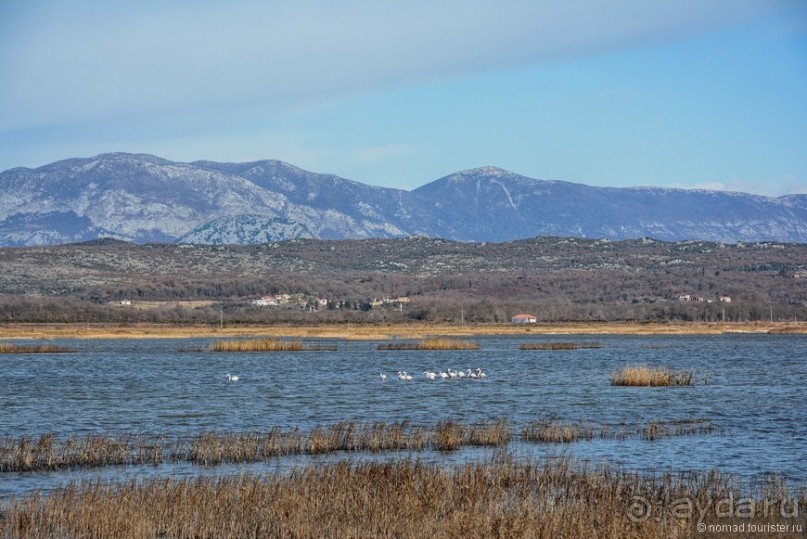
<box><xmin>226</xmin><ymin>369</ymin><xmax>487</xmax><ymax>383</ymax></box>
<box><xmin>380</xmin><ymin>368</ymin><xmax>487</xmax><ymax>381</ymax></box>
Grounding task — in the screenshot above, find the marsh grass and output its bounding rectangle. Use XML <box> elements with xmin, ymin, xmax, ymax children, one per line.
<box><xmin>210</xmin><ymin>338</ymin><xmax>306</xmax><ymax>352</ymax></box>
<box><xmin>610</xmin><ymin>365</ymin><xmax>694</xmax><ymax>386</ymax></box>
<box><xmin>0</xmin><ymin>343</ymin><xmax>75</xmax><ymax>354</ymax></box>
<box><xmin>3</xmin><ymin>456</ymin><xmax>803</xmax><ymax>539</ymax></box>
<box><xmin>522</xmin><ymin>418</ymin><xmax>721</xmax><ymax>443</ymax></box>
<box><xmin>377</xmin><ymin>338</ymin><xmax>480</xmax><ymax>350</ymax></box>
<box><xmin>0</xmin><ymin>418</ymin><xmax>722</xmax><ymax>473</ymax></box>
<box><xmin>0</xmin><ymin>434</ymin><xmax>165</xmax><ymax>472</ymax></box>
<box><xmin>520</xmin><ymin>342</ymin><xmax>602</xmax><ymax>350</ymax></box>
<box><xmin>522</xmin><ymin>420</ymin><xmax>605</xmax><ymax>443</ymax></box>
<box><xmin>643</xmin><ymin>419</ymin><xmax>721</xmax><ymax>441</ymax></box>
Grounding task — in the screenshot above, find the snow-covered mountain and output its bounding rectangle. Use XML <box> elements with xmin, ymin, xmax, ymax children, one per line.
<box><xmin>1</xmin><ymin>153</ymin><xmax>805</xmax><ymax>246</ymax></box>
<box><xmin>413</xmin><ymin>167</ymin><xmax>807</xmax><ymax>242</ymax></box>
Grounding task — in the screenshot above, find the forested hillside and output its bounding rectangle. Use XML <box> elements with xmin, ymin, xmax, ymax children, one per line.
<box><xmin>1</xmin><ymin>236</ymin><xmax>804</xmax><ymax>324</ymax></box>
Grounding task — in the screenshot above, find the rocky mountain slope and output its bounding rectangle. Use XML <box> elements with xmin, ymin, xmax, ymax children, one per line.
<box><xmin>1</xmin><ymin>153</ymin><xmax>805</xmax><ymax>245</ymax></box>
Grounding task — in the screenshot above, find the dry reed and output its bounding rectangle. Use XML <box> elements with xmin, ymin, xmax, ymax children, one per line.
<box><xmin>210</xmin><ymin>338</ymin><xmax>303</xmax><ymax>352</ymax></box>
<box><xmin>0</xmin><ymin>434</ymin><xmax>165</xmax><ymax>472</ymax></box>
<box><xmin>377</xmin><ymin>338</ymin><xmax>480</xmax><ymax>350</ymax></box>
<box><xmin>520</xmin><ymin>342</ymin><xmax>602</xmax><ymax>350</ymax></box>
<box><xmin>523</xmin><ymin>418</ymin><xmax>721</xmax><ymax>443</ymax></box>
<box><xmin>0</xmin><ymin>418</ymin><xmax>723</xmax><ymax>473</ymax></box>
<box><xmin>522</xmin><ymin>420</ymin><xmax>604</xmax><ymax>443</ymax></box>
<box><xmin>610</xmin><ymin>365</ymin><xmax>694</xmax><ymax>386</ymax></box>
<box><xmin>643</xmin><ymin>419</ymin><xmax>721</xmax><ymax>441</ymax></box>
<box><xmin>0</xmin><ymin>343</ymin><xmax>75</xmax><ymax>354</ymax></box>
<box><xmin>3</xmin><ymin>456</ymin><xmax>803</xmax><ymax>539</ymax></box>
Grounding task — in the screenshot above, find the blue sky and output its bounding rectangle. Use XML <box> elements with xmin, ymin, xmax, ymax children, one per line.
<box><xmin>1</xmin><ymin>0</ymin><xmax>805</xmax><ymax>195</ymax></box>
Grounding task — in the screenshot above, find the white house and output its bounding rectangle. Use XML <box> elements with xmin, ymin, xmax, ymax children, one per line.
<box><xmin>511</xmin><ymin>313</ymin><xmax>537</xmax><ymax>324</ymax></box>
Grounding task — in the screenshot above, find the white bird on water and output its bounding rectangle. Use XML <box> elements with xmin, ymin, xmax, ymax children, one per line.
<box><xmin>476</xmin><ymin>368</ymin><xmax>487</xmax><ymax>379</ymax></box>
<box><xmin>379</xmin><ymin>372</ymin><xmax>387</xmax><ymax>381</ymax></box>
<box><xmin>424</xmin><ymin>371</ymin><xmax>437</xmax><ymax>381</ymax></box>
<box><xmin>227</xmin><ymin>373</ymin><xmax>239</xmax><ymax>381</ymax></box>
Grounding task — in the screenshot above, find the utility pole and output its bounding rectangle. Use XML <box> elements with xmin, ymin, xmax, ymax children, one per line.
<box><xmin>220</xmin><ymin>306</ymin><xmax>224</xmax><ymax>329</ymax></box>
<box><xmin>460</xmin><ymin>307</ymin><xmax>464</xmax><ymax>326</ymax></box>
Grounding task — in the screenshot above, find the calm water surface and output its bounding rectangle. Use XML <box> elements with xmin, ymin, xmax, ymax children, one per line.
<box><xmin>1</xmin><ymin>334</ymin><xmax>805</xmax><ymax>497</ymax></box>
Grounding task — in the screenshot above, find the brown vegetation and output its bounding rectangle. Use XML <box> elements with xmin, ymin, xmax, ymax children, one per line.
<box><xmin>522</xmin><ymin>420</ymin><xmax>604</xmax><ymax>443</ymax></box>
<box><xmin>522</xmin><ymin>419</ymin><xmax>720</xmax><ymax>443</ymax></box>
<box><xmin>210</xmin><ymin>338</ymin><xmax>303</xmax><ymax>352</ymax></box>
<box><xmin>0</xmin><ymin>418</ymin><xmax>720</xmax><ymax>473</ymax></box>
<box><xmin>378</xmin><ymin>337</ymin><xmax>480</xmax><ymax>350</ymax></box>
<box><xmin>1</xmin><ymin>236</ymin><xmax>806</xmax><ymax>326</ymax></box>
<box><xmin>0</xmin><ymin>343</ymin><xmax>75</xmax><ymax>353</ymax></box>
<box><xmin>610</xmin><ymin>365</ymin><xmax>695</xmax><ymax>387</ymax></box>
<box><xmin>520</xmin><ymin>341</ymin><xmax>602</xmax><ymax>350</ymax></box>
<box><xmin>2</xmin><ymin>456</ymin><xmax>803</xmax><ymax>539</ymax></box>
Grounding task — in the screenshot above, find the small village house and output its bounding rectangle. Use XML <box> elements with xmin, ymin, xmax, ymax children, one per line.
<box><xmin>511</xmin><ymin>313</ymin><xmax>537</xmax><ymax>324</ymax></box>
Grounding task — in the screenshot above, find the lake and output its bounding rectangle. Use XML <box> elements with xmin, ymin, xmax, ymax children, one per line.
<box><xmin>1</xmin><ymin>334</ymin><xmax>805</xmax><ymax>498</ymax></box>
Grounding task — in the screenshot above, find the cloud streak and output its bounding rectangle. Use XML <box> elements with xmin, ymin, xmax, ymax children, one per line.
<box><xmin>0</xmin><ymin>0</ymin><xmax>789</xmax><ymax>132</ymax></box>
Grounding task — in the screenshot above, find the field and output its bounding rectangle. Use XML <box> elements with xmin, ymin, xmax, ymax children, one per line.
<box><xmin>0</xmin><ymin>321</ymin><xmax>804</xmax><ymax>341</ymax></box>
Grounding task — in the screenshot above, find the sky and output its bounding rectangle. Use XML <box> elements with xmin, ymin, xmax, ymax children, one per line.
<box><xmin>1</xmin><ymin>0</ymin><xmax>805</xmax><ymax>196</ymax></box>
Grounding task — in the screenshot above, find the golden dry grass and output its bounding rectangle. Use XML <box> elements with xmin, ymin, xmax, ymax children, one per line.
<box><xmin>521</xmin><ymin>419</ymin><xmax>720</xmax><ymax>443</ymax></box>
<box><xmin>519</xmin><ymin>342</ymin><xmax>602</xmax><ymax>350</ymax></box>
<box><xmin>0</xmin><ymin>343</ymin><xmax>75</xmax><ymax>353</ymax></box>
<box><xmin>378</xmin><ymin>338</ymin><xmax>480</xmax><ymax>350</ymax></box>
<box><xmin>0</xmin><ymin>421</ymin><xmax>503</xmax><ymax>472</ymax></box>
<box><xmin>522</xmin><ymin>420</ymin><xmax>603</xmax><ymax>443</ymax></box>
<box><xmin>2</xmin><ymin>456</ymin><xmax>803</xmax><ymax>539</ymax></box>
<box><xmin>2</xmin><ymin>321</ymin><xmax>802</xmax><ymax>340</ymax></box>
<box><xmin>610</xmin><ymin>365</ymin><xmax>694</xmax><ymax>387</ymax></box>
<box><xmin>210</xmin><ymin>338</ymin><xmax>303</xmax><ymax>352</ymax></box>
<box><xmin>0</xmin><ymin>418</ymin><xmax>722</xmax><ymax>473</ymax></box>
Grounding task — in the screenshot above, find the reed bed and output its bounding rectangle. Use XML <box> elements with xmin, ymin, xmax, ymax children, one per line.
<box><xmin>520</xmin><ymin>341</ymin><xmax>602</xmax><ymax>350</ymax></box>
<box><xmin>209</xmin><ymin>338</ymin><xmax>308</xmax><ymax>352</ymax></box>
<box><xmin>3</xmin><ymin>456</ymin><xmax>804</xmax><ymax>539</ymax></box>
<box><xmin>0</xmin><ymin>343</ymin><xmax>75</xmax><ymax>354</ymax></box>
<box><xmin>643</xmin><ymin>419</ymin><xmax>722</xmax><ymax>441</ymax></box>
<box><xmin>0</xmin><ymin>434</ymin><xmax>166</xmax><ymax>472</ymax></box>
<box><xmin>522</xmin><ymin>420</ymin><xmax>606</xmax><ymax>443</ymax></box>
<box><xmin>610</xmin><ymin>365</ymin><xmax>694</xmax><ymax>386</ymax></box>
<box><xmin>0</xmin><ymin>418</ymin><xmax>722</xmax><ymax>473</ymax></box>
<box><xmin>522</xmin><ymin>418</ymin><xmax>721</xmax><ymax>443</ymax></box>
<box><xmin>377</xmin><ymin>338</ymin><xmax>480</xmax><ymax>350</ymax></box>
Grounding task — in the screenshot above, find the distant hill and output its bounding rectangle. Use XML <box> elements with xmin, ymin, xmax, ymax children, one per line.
<box><xmin>176</xmin><ymin>215</ymin><xmax>314</xmax><ymax>245</ymax></box>
<box><xmin>1</xmin><ymin>153</ymin><xmax>805</xmax><ymax>246</ymax></box>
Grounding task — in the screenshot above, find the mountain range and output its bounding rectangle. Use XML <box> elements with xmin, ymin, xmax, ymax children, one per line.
<box><xmin>1</xmin><ymin>152</ymin><xmax>805</xmax><ymax>246</ymax></box>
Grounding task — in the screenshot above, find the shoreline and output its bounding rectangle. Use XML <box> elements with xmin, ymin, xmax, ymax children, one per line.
<box><xmin>1</xmin><ymin>321</ymin><xmax>804</xmax><ymax>340</ymax></box>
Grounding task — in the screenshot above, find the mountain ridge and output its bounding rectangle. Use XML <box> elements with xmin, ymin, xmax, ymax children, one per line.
<box><xmin>1</xmin><ymin>152</ymin><xmax>804</xmax><ymax>246</ymax></box>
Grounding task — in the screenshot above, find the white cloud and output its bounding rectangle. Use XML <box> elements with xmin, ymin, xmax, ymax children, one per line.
<box><xmin>0</xmin><ymin>0</ymin><xmax>790</xmax><ymax>132</ymax></box>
